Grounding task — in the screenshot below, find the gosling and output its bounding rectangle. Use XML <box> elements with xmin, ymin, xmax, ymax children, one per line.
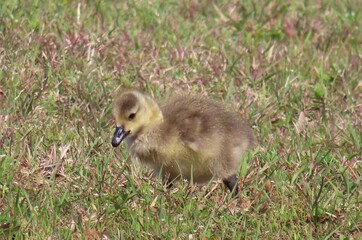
<box><xmin>111</xmin><ymin>90</ymin><xmax>254</xmax><ymax>196</ymax></box>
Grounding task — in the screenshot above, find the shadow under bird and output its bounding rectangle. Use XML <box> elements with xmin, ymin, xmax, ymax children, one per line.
<box><xmin>111</xmin><ymin>90</ymin><xmax>254</xmax><ymax>196</ymax></box>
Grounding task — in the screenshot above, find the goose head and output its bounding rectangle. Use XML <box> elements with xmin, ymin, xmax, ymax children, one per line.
<box><xmin>111</xmin><ymin>90</ymin><xmax>163</xmax><ymax>147</ymax></box>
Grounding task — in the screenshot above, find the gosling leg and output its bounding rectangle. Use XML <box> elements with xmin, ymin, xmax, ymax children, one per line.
<box><xmin>222</xmin><ymin>174</ymin><xmax>239</xmax><ymax>197</ymax></box>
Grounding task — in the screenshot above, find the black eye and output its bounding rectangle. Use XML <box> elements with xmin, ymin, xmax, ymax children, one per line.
<box><xmin>128</xmin><ymin>113</ymin><xmax>136</xmax><ymax>120</ymax></box>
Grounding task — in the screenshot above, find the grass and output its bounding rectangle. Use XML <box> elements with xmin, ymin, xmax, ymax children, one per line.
<box><xmin>0</xmin><ymin>0</ymin><xmax>361</xmax><ymax>239</ymax></box>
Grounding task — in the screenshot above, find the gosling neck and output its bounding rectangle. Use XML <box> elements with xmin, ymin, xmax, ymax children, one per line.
<box><xmin>145</xmin><ymin>96</ymin><xmax>164</xmax><ymax>128</ymax></box>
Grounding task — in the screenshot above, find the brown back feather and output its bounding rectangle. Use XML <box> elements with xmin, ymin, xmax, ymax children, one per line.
<box><xmin>160</xmin><ymin>95</ymin><xmax>252</xmax><ymax>148</ymax></box>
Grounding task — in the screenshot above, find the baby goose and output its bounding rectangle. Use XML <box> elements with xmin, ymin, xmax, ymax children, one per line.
<box><xmin>111</xmin><ymin>90</ymin><xmax>254</xmax><ymax>196</ymax></box>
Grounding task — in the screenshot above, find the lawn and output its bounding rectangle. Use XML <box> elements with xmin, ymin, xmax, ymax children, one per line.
<box><xmin>0</xmin><ymin>0</ymin><xmax>361</xmax><ymax>239</ymax></box>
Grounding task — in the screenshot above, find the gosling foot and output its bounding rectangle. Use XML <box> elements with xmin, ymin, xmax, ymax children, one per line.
<box><xmin>223</xmin><ymin>174</ymin><xmax>239</xmax><ymax>198</ymax></box>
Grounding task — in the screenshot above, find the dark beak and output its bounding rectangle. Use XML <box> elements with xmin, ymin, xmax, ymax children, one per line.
<box><xmin>112</xmin><ymin>126</ymin><xmax>130</xmax><ymax>147</ymax></box>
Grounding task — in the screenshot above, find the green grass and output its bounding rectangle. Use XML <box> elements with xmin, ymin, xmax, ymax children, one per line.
<box><xmin>0</xmin><ymin>0</ymin><xmax>361</xmax><ymax>239</ymax></box>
